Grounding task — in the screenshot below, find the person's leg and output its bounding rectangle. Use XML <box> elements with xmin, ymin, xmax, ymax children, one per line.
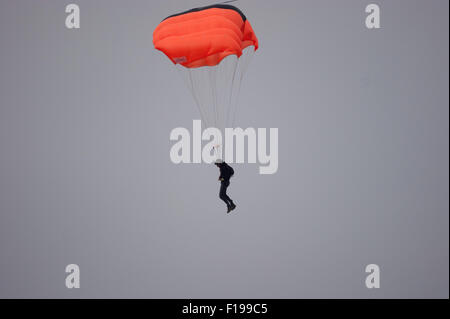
<box><xmin>225</xmin><ymin>181</ymin><xmax>236</xmax><ymax>210</ymax></box>
<box><xmin>222</xmin><ymin>181</ymin><xmax>234</xmax><ymax>206</ymax></box>
<box><xmin>219</xmin><ymin>182</ymin><xmax>231</xmax><ymax>207</ymax></box>
<box><xmin>219</xmin><ymin>182</ymin><xmax>230</xmax><ymax>207</ymax></box>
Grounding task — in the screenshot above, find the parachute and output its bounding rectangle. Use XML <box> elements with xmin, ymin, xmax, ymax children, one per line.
<box><xmin>153</xmin><ymin>4</ymin><xmax>259</xmax><ymax>160</ymax></box>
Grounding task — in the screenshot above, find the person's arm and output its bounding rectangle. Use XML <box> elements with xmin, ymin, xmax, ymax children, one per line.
<box><xmin>218</xmin><ymin>167</ymin><xmax>224</xmax><ymax>181</ymax></box>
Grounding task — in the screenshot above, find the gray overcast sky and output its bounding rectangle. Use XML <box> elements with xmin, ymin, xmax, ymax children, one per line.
<box><xmin>0</xmin><ymin>0</ymin><xmax>448</xmax><ymax>298</ymax></box>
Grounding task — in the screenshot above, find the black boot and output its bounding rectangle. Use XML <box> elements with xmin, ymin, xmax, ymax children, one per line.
<box><xmin>227</xmin><ymin>202</ymin><xmax>236</xmax><ymax>213</ymax></box>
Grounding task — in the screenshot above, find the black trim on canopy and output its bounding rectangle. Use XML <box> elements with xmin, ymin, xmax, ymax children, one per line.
<box><xmin>162</xmin><ymin>4</ymin><xmax>247</xmax><ymax>22</ymax></box>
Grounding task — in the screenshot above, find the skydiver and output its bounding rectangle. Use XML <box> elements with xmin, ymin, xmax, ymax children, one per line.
<box><xmin>214</xmin><ymin>159</ymin><xmax>236</xmax><ymax>213</ymax></box>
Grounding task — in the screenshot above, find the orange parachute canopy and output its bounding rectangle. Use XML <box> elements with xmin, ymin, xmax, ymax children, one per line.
<box><xmin>153</xmin><ymin>4</ymin><xmax>259</xmax><ymax>68</ymax></box>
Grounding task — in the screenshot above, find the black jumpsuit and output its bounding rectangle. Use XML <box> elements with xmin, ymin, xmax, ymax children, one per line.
<box><xmin>218</xmin><ymin>162</ymin><xmax>234</xmax><ymax>208</ymax></box>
